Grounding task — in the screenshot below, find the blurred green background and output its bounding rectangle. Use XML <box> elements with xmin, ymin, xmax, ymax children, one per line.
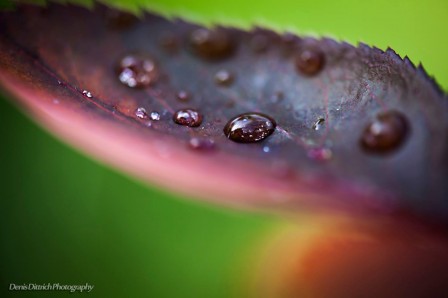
<box><xmin>1</xmin><ymin>0</ymin><xmax>447</xmax><ymax>297</ymax></box>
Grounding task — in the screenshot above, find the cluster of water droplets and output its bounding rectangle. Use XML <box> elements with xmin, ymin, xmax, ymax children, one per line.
<box><xmin>105</xmin><ymin>26</ymin><xmax>409</xmax><ymax>158</ymax></box>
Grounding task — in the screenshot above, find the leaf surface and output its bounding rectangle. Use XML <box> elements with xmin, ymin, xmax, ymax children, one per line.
<box><xmin>0</xmin><ymin>3</ymin><xmax>447</xmax><ymax>223</ymax></box>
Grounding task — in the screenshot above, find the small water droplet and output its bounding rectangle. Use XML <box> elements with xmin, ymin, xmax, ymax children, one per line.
<box><xmin>176</xmin><ymin>90</ymin><xmax>191</xmax><ymax>102</ymax></box>
<box><xmin>361</xmin><ymin>110</ymin><xmax>409</xmax><ymax>154</ymax></box>
<box><xmin>82</xmin><ymin>90</ymin><xmax>92</xmax><ymax>98</ymax></box>
<box><xmin>250</xmin><ymin>34</ymin><xmax>269</xmax><ymax>53</ymax></box>
<box><xmin>173</xmin><ymin>109</ymin><xmax>203</xmax><ymax>127</ymax></box>
<box><xmin>150</xmin><ymin>111</ymin><xmax>161</xmax><ymax>121</ymax></box>
<box><xmin>117</xmin><ymin>55</ymin><xmax>158</xmax><ymax>88</ymax></box>
<box><xmin>135</xmin><ymin>107</ymin><xmax>148</xmax><ymax>119</ymax></box>
<box><xmin>215</xmin><ymin>70</ymin><xmax>234</xmax><ymax>86</ymax></box>
<box><xmin>312</xmin><ymin>118</ymin><xmax>325</xmax><ymax>130</ymax></box>
<box><xmin>295</xmin><ymin>48</ymin><xmax>325</xmax><ymax>76</ymax></box>
<box><xmin>188</xmin><ymin>137</ymin><xmax>216</xmax><ymax>151</ymax></box>
<box><xmin>224</xmin><ymin>112</ymin><xmax>276</xmax><ymax>143</ymax></box>
<box><xmin>307</xmin><ymin>148</ymin><xmax>333</xmax><ymax>162</ymax></box>
<box><xmin>189</xmin><ymin>28</ymin><xmax>234</xmax><ymax>60</ymax></box>
<box><xmin>263</xmin><ymin>146</ymin><xmax>271</xmax><ymax>153</ymax></box>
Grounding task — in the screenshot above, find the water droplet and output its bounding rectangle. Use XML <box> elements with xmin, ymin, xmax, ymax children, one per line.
<box><xmin>188</xmin><ymin>137</ymin><xmax>215</xmax><ymax>151</ymax></box>
<box><xmin>173</xmin><ymin>109</ymin><xmax>203</xmax><ymax>127</ymax></box>
<box><xmin>361</xmin><ymin>110</ymin><xmax>409</xmax><ymax>154</ymax></box>
<box><xmin>224</xmin><ymin>112</ymin><xmax>276</xmax><ymax>143</ymax></box>
<box><xmin>307</xmin><ymin>148</ymin><xmax>333</xmax><ymax>162</ymax></box>
<box><xmin>117</xmin><ymin>55</ymin><xmax>158</xmax><ymax>88</ymax></box>
<box><xmin>189</xmin><ymin>28</ymin><xmax>234</xmax><ymax>60</ymax></box>
<box><xmin>135</xmin><ymin>107</ymin><xmax>148</xmax><ymax>119</ymax></box>
<box><xmin>150</xmin><ymin>111</ymin><xmax>161</xmax><ymax>121</ymax></box>
<box><xmin>250</xmin><ymin>34</ymin><xmax>269</xmax><ymax>53</ymax></box>
<box><xmin>176</xmin><ymin>90</ymin><xmax>191</xmax><ymax>102</ymax></box>
<box><xmin>215</xmin><ymin>70</ymin><xmax>234</xmax><ymax>86</ymax></box>
<box><xmin>295</xmin><ymin>48</ymin><xmax>325</xmax><ymax>76</ymax></box>
<box><xmin>82</xmin><ymin>90</ymin><xmax>92</xmax><ymax>98</ymax></box>
<box><xmin>312</xmin><ymin>118</ymin><xmax>325</xmax><ymax>130</ymax></box>
<box><xmin>263</xmin><ymin>146</ymin><xmax>271</xmax><ymax>153</ymax></box>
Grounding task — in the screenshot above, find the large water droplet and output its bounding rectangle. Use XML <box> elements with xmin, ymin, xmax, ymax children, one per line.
<box><xmin>224</xmin><ymin>112</ymin><xmax>277</xmax><ymax>143</ymax></box>
<box><xmin>215</xmin><ymin>70</ymin><xmax>234</xmax><ymax>86</ymax></box>
<box><xmin>189</xmin><ymin>28</ymin><xmax>234</xmax><ymax>60</ymax></box>
<box><xmin>361</xmin><ymin>110</ymin><xmax>409</xmax><ymax>154</ymax></box>
<box><xmin>173</xmin><ymin>109</ymin><xmax>203</xmax><ymax>127</ymax></box>
<box><xmin>312</xmin><ymin>118</ymin><xmax>325</xmax><ymax>130</ymax></box>
<box><xmin>135</xmin><ymin>107</ymin><xmax>148</xmax><ymax>119</ymax></box>
<box><xmin>117</xmin><ymin>55</ymin><xmax>158</xmax><ymax>88</ymax></box>
<box><xmin>295</xmin><ymin>47</ymin><xmax>325</xmax><ymax>76</ymax></box>
<box><xmin>188</xmin><ymin>137</ymin><xmax>215</xmax><ymax>151</ymax></box>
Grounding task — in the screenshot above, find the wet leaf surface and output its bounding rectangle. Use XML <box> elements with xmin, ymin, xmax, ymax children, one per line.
<box><xmin>0</xmin><ymin>3</ymin><xmax>447</xmax><ymax>223</ymax></box>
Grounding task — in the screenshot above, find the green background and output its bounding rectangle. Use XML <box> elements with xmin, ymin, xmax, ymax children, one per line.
<box><xmin>1</xmin><ymin>0</ymin><xmax>447</xmax><ymax>297</ymax></box>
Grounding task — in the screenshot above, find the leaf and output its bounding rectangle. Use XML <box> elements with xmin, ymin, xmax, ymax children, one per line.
<box><xmin>6</xmin><ymin>0</ymin><xmax>448</xmax><ymax>92</ymax></box>
<box><xmin>0</xmin><ymin>3</ymin><xmax>447</xmax><ymax>224</ymax></box>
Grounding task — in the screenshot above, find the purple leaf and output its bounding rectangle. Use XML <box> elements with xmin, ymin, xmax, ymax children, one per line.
<box><xmin>0</xmin><ymin>3</ymin><xmax>447</xmax><ymax>224</ymax></box>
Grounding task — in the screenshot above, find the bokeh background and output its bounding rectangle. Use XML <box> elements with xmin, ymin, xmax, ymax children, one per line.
<box><xmin>1</xmin><ymin>0</ymin><xmax>447</xmax><ymax>297</ymax></box>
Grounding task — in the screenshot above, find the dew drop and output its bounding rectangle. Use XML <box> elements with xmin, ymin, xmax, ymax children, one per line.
<box><xmin>117</xmin><ymin>55</ymin><xmax>158</xmax><ymax>88</ymax></box>
<box><xmin>307</xmin><ymin>147</ymin><xmax>333</xmax><ymax>162</ymax></box>
<box><xmin>295</xmin><ymin>48</ymin><xmax>325</xmax><ymax>76</ymax></box>
<box><xmin>215</xmin><ymin>70</ymin><xmax>234</xmax><ymax>86</ymax></box>
<box><xmin>188</xmin><ymin>137</ymin><xmax>216</xmax><ymax>151</ymax></box>
<box><xmin>189</xmin><ymin>28</ymin><xmax>234</xmax><ymax>60</ymax></box>
<box><xmin>173</xmin><ymin>109</ymin><xmax>203</xmax><ymax>127</ymax></box>
<box><xmin>224</xmin><ymin>112</ymin><xmax>276</xmax><ymax>143</ymax></box>
<box><xmin>312</xmin><ymin>118</ymin><xmax>325</xmax><ymax>130</ymax></box>
<box><xmin>176</xmin><ymin>90</ymin><xmax>191</xmax><ymax>102</ymax></box>
<box><xmin>82</xmin><ymin>90</ymin><xmax>92</xmax><ymax>98</ymax></box>
<box><xmin>263</xmin><ymin>146</ymin><xmax>271</xmax><ymax>153</ymax></box>
<box><xmin>150</xmin><ymin>111</ymin><xmax>161</xmax><ymax>121</ymax></box>
<box><xmin>361</xmin><ymin>110</ymin><xmax>409</xmax><ymax>154</ymax></box>
<box><xmin>135</xmin><ymin>107</ymin><xmax>148</xmax><ymax>119</ymax></box>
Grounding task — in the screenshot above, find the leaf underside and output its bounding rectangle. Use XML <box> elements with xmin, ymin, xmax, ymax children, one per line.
<box><xmin>0</xmin><ymin>3</ymin><xmax>447</xmax><ymax>224</ymax></box>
